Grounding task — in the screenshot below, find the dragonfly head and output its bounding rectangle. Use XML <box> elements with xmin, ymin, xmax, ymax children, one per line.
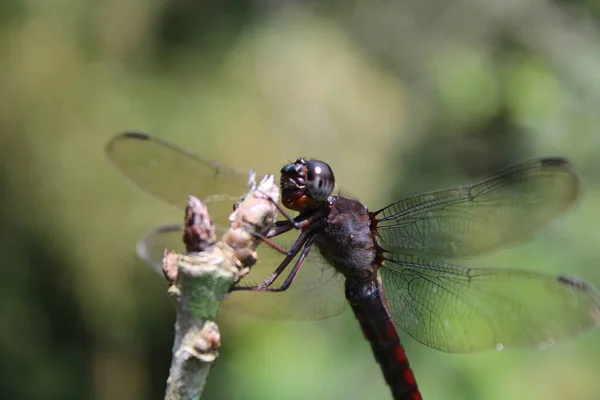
<box><xmin>280</xmin><ymin>158</ymin><xmax>335</xmax><ymax>212</ymax></box>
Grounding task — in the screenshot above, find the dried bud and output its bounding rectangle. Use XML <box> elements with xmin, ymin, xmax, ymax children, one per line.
<box><xmin>183</xmin><ymin>195</ymin><xmax>216</xmax><ymax>252</ymax></box>
<box><xmin>162</xmin><ymin>250</ymin><xmax>180</xmax><ymax>284</ymax></box>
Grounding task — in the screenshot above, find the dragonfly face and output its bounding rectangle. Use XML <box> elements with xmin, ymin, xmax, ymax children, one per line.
<box><xmin>107</xmin><ymin>131</ymin><xmax>600</xmax><ymax>400</ymax></box>
<box><xmin>279</xmin><ymin>158</ymin><xmax>335</xmax><ymax>212</ymax></box>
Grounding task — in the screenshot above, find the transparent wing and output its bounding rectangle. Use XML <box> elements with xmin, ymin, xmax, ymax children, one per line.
<box><xmin>137</xmin><ymin>223</ymin><xmax>347</xmax><ymax>320</ymax></box>
<box><xmin>380</xmin><ymin>253</ymin><xmax>600</xmax><ymax>353</ymax></box>
<box><xmin>107</xmin><ymin>131</ymin><xmax>252</xmax><ymax>222</ymax></box>
<box><xmin>109</xmin><ymin>132</ymin><xmax>346</xmax><ymax>319</ymax></box>
<box><xmin>375</xmin><ymin>158</ymin><xmax>580</xmax><ymax>258</ymax></box>
<box><xmin>136</xmin><ymin>223</ymin><xmax>189</xmax><ymax>275</ymax></box>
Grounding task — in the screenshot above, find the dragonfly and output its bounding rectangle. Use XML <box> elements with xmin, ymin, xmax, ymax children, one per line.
<box><xmin>107</xmin><ymin>131</ymin><xmax>600</xmax><ymax>400</ymax></box>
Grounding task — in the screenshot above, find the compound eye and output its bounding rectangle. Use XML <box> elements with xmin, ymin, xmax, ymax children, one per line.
<box><xmin>306</xmin><ymin>160</ymin><xmax>335</xmax><ymax>202</ymax></box>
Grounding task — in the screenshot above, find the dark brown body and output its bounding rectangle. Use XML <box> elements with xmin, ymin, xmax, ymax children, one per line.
<box><xmin>313</xmin><ymin>196</ymin><xmax>421</xmax><ymax>400</ymax></box>
<box><xmin>313</xmin><ymin>196</ymin><xmax>377</xmax><ymax>278</ymax></box>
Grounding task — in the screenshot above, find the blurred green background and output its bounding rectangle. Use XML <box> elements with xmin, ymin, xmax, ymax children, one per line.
<box><xmin>2</xmin><ymin>0</ymin><xmax>600</xmax><ymax>399</ymax></box>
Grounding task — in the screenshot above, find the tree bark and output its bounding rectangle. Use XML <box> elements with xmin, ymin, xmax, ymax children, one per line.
<box><xmin>163</xmin><ymin>173</ymin><xmax>279</xmax><ymax>400</ymax></box>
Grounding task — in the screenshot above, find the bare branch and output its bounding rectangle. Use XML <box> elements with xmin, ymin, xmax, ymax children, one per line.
<box><xmin>163</xmin><ymin>173</ymin><xmax>279</xmax><ymax>400</ymax></box>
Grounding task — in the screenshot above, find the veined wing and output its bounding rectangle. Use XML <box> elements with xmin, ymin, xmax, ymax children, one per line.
<box><xmin>380</xmin><ymin>253</ymin><xmax>600</xmax><ymax>353</ymax></box>
<box><xmin>137</xmin><ymin>223</ymin><xmax>347</xmax><ymax>320</ymax></box>
<box><xmin>375</xmin><ymin>158</ymin><xmax>579</xmax><ymax>258</ymax></box>
<box><xmin>107</xmin><ymin>131</ymin><xmax>252</xmax><ymax>222</ymax></box>
<box><xmin>109</xmin><ymin>132</ymin><xmax>346</xmax><ymax>319</ymax></box>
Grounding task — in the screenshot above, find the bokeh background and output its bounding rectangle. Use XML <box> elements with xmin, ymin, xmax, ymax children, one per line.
<box><xmin>2</xmin><ymin>0</ymin><xmax>600</xmax><ymax>399</ymax></box>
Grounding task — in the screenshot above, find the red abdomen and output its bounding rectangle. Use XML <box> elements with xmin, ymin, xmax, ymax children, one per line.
<box><xmin>345</xmin><ymin>276</ymin><xmax>422</xmax><ymax>400</ymax></box>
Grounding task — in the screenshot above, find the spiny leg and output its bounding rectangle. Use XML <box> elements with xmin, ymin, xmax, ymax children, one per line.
<box><xmin>233</xmin><ymin>230</ymin><xmax>311</xmax><ymax>290</ymax></box>
<box><xmin>235</xmin><ymin>235</ymin><xmax>315</xmax><ymax>292</ymax></box>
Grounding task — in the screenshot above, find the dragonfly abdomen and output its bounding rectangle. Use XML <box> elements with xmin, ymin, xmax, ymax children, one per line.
<box><xmin>345</xmin><ymin>276</ymin><xmax>422</xmax><ymax>400</ymax></box>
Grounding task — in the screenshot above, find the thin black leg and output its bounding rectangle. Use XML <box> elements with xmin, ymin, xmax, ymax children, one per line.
<box><xmin>250</xmin><ymin>233</ymin><xmax>292</xmax><ymax>255</ymax></box>
<box><xmin>237</xmin><ymin>235</ymin><xmax>315</xmax><ymax>293</ymax></box>
<box><xmin>251</xmin><ymin>208</ymin><xmax>323</xmax><ymax>255</ymax></box>
<box><xmin>233</xmin><ymin>230</ymin><xmax>310</xmax><ymax>291</ymax></box>
<box><xmin>257</xmin><ymin>188</ymin><xmax>302</xmax><ymax>229</ymax></box>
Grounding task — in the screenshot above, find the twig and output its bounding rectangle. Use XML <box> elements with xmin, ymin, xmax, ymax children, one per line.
<box><xmin>162</xmin><ymin>173</ymin><xmax>279</xmax><ymax>400</ymax></box>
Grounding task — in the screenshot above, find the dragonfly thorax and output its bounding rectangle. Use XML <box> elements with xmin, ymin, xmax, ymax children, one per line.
<box><xmin>314</xmin><ymin>196</ymin><xmax>378</xmax><ymax>279</ymax></box>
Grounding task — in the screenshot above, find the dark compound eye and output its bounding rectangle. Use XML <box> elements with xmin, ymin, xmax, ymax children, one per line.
<box><xmin>306</xmin><ymin>160</ymin><xmax>335</xmax><ymax>202</ymax></box>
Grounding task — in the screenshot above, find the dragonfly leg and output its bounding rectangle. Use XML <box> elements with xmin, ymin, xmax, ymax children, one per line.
<box><xmin>257</xmin><ymin>236</ymin><xmax>315</xmax><ymax>292</ymax></box>
<box><xmin>235</xmin><ymin>236</ymin><xmax>315</xmax><ymax>293</ymax></box>
<box><xmin>242</xmin><ymin>219</ymin><xmax>300</xmax><ymax>256</ymax></box>
<box><xmin>249</xmin><ymin>232</ymin><xmax>292</xmax><ymax>255</ymax></box>
<box><xmin>257</xmin><ymin>188</ymin><xmax>301</xmax><ymax>229</ymax></box>
<box><xmin>246</xmin><ymin>211</ymin><xmax>320</xmax><ymax>255</ymax></box>
<box><xmin>233</xmin><ymin>230</ymin><xmax>310</xmax><ymax>291</ymax></box>
<box><xmin>267</xmin><ymin>218</ymin><xmax>313</xmax><ymax>237</ymax></box>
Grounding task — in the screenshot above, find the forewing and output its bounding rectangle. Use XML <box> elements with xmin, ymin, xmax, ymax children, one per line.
<box><xmin>137</xmin><ymin>224</ymin><xmax>346</xmax><ymax>320</ymax></box>
<box><xmin>380</xmin><ymin>253</ymin><xmax>600</xmax><ymax>353</ymax></box>
<box><xmin>107</xmin><ymin>132</ymin><xmax>251</xmax><ymax>222</ymax></box>
<box><xmin>375</xmin><ymin>158</ymin><xmax>579</xmax><ymax>258</ymax></box>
